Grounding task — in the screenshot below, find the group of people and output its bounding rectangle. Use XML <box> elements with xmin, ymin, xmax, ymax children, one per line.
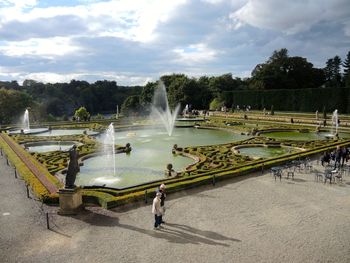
<box><xmin>321</xmin><ymin>146</ymin><xmax>349</xmax><ymax>169</ymax></box>
<box><xmin>151</xmin><ymin>184</ymin><xmax>166</xmax><ymax>230</ymax></box>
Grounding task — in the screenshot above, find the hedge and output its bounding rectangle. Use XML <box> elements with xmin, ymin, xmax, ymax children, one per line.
<box><xmin>222</xmin><ymin>87</ymin><xmax>350</xmax><ymax>113</ymax></box>
<box><xmin>0</xmin><ymin>134</ymin><xmax>61</xmax><ymax>202</ymax></box>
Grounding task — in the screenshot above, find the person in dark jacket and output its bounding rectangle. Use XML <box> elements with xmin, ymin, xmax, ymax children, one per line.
<box><xmin>156</xmin><ymin>184</ymin><xmax>166</xmax><ymax>224</ymax></box>
<box><xmin>334</xmin><ymin>146</ymin><xmax>342</xmax><ymax>169</ymax></box>
<box><xmin>321</xmin><ymin>151</ymin><xmax>331</xmax><ymax>166</ymax></box>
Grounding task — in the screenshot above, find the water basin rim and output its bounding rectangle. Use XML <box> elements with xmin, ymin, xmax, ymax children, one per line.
<box><xmin>21</xmin><ymin>140</ymin><xmax>81</xmax><ymax>147</ymax></box>
<box><xmin>8</xmin><ymin>127</ymin><xmax>50</xmax><ymax>135</ymax></box>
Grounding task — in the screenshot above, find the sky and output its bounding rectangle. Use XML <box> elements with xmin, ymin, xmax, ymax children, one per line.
<box><xmin>0</xmin><ymin>0</ymin><xmax>349</xmax><ymax>86</ymax></box>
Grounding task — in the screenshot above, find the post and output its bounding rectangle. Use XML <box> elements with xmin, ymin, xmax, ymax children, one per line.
<box><xmin>144</xmin><ymin>190</ymin><xmax>148</xmax><ymax>204</ymax></box>
<box><xmin>0</xmin><ymin>148</ymin><xmax>2</xmax><ymax>156</ymax></box>
<box><xmin>261</xmin><ymin>163</ymin><xmax>264</xmax><ymax>175</ymax></box>
<box><xmin>212</xmin><ymin>175</ymin><xmax>216</xmax><ymax>186</ymax></box>
<box><xmin>26</xmin><ymin>184</ymin><xmax>30</xmax><ymax>198</ymax></box>
<box><xmin>14</xmin><ymin>168</ymin><xmax>17</xmax><ymax>178</ymax></box>
<box><xmin>46</xmin><ymin>212</ymin><xmax>50</xmax><ymax>229</ymax></box>
<box><xmin>6</xmin><ymin>158</ymin><xmax>9</xmax><ymax>166</ymax></box>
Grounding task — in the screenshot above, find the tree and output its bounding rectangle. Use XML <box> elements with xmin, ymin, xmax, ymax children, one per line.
<box><xmin>140</xmin><ymin>82</ymin><xmax>157</xmax><ymax>109</ymax></box>
<box><xmin>209</xmin><ymin>98</ymin><xmax>224</xmax><ymax>111</ymax></box>
<box><xmin>74</xmin><ymin>106</ymin><xmax>90</xmax><ymax>121</ymax></box>
<box><xmin>0</xmin><ymin>88</ymin><xmax>32</xmax><ymax>124</ymax></box>
<box><xmin>268</xmin><ymin>48</ymin><xmax>288</xmax><ymax>63</ymax></box>
<box><xmin>343</xmin><ymin>51</ymin><xmax>350</xmax><ymax>88</ymax></box>
<box><xmin>121</xmin><ymin>95</ymin><xmax>141</xmax><ymax>116</ymax></box>
<box><xmin>22</xmin><ymin>79</ymin><xmax>38</xmax><ymax>87</ymax></box>
<box><xmin>197</xmin><ymin>76</ymin><xmax>212</xmax><ymax>109</ymax></box>
<box><xmin>249</xmin><ymin>48</ymin><xmax>324</xmax><ymax>90</ymax></box>
<box><xmin>324</xmin><ymin>55</ymin><xmax>342</xmax><ymax>87</ymax></box>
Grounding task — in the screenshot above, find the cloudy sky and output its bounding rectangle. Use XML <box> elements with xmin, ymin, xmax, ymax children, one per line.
<box><xmin>0</xmin><ymin>0</ymin><xmax>349</xmax><ymax>86</ymax></box>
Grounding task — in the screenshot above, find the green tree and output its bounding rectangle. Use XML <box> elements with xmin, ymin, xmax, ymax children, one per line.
<box><xmin>121</xmin><ymin>95</ymin><xmax>141</xmax><ymax>115</ymax></box>
<box><xmin>249</xmin><ymin>48</ymin><xmax>324</xmax><ymax>90</ymax></box>
<box><xmin>74</xmin><ymin>106</ymin><xmax>90</xmax><ymax>121</ymax></box>
<box><xmin>0</xmin><ymin>88</ymin><xmax>32</xmax><ymax>124</ymax></box>
<box><xmin>197</xmin><ymin>76</ymin><xmax>212</xmax><ymax>109</ymax></box>
<box><xmin>209</xmin><ymin>98</ymin><xmax>224</xmax><ymax>111</ymax></box>
<box><xmin>324</xmin><ymin>55</ymin><xmax>342</xmax><ymax>87</ymax></box>
<box><xmin>140</xmin><ymin>82</ymin><xmax>157</xmax><ymax>108</ymax></box>
<box><xmin>343</xmin><ymin>51</ymin><xmax>350</xmax><ymax>88</ymax></box>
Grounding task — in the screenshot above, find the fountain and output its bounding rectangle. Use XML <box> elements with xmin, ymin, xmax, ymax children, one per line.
<box><xmin>151</xmin><ymin>82</ymin><xmax>180</xmax><ymax>136</ymax></box>
<box><xmin>332</xmin><ymin>109</ymin><xmax>338</xmax><ymax>135</ymax></box>
<box><xmin>23</xmin><ymin>109</ymin><xmax>30</xmax><ymax>131</ymax></box>
<box><xmin>76</xmin><ymin>127</ymin><xmax>248</xmax><ymax>189</ymax></box>
<box><xmin>183</xmin><ymin>104</ymin><xmax>189</xmax><ymax>115</ymax></box>
<box><xmin>103</xmin><ymin>123</ymin><xmax>116</xmax><ymax>176</ymax></box>
<box><xmin>9</xmin><ymin>109</ymin><xmax>49</xmax><ymax>135</ymax></box>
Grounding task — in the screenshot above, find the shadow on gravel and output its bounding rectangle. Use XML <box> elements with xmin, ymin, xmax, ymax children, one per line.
<box><xmin>116</xmin><ymin>222</ymin><xmax>239</xmax><ymax>247</ymax></box>
<box><xmin>291</xmin><ymin>178</ymin><xmax>307</xmax><ymax>183</ymax></box>
<box><xmin>74</xmin><ymin>209</ymin><xmax>240</xmax><ymax>246</ymax></box>
<box><xmin>74</xmin><ymin>209</ymin><xmax>120</xmax><ymax>227</ymax></box>
<box><xmin>164</xmin><ymin>223</ymin><xmax>241</xmax><ymax>243</ymax></box>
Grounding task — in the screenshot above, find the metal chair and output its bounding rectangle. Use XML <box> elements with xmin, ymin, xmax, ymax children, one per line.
<box><xmin>334</xmin><ymin>169</ymin><xmax>343</xmax><ymax>183</ymax></box>
<box><xmin>271</xmin><ymin>167</ymin><xmax>282</xmax><ymax>181</ymax></box>
<box><xmin>314</xmin><ymin>172</ymin><xmax>323</xmax><ymax>182</ymax></box>
<box><xmin>324</xmin><ymin>171</ymin><xmax>333</xmax><ymax>184</ymax></box>
<box><xmin>286</xmin><ymin>164</ymin><xmax>295</xmax><ymax>180</ymax></box>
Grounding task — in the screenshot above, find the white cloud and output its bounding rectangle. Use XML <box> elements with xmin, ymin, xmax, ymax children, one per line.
<box><xmin>20</xmin><ymin>72</ymin><xmax>80</xmax><ymax>84</ymax></box>
<box><xmin>173</xmin><ymin>43</ymin><xmax>218</xmax><ymax>64</ymax></box>
<box><xmin>11</xmin><ymin>71</ymin><xmax>154</xmax><ymax>86</ymax></box>
<box><xmin>0</xmin><ymin>0</ymin><xmax>187</xmax><ymax>43</ymax></box>
<box><xmin>0</xmin><ymin>0</ymin><xmax>348</xmax><ymax>86</ymax></box>
<box><xmin>0</xmin><ymin>37</ymin><xmax>81</xmax><ymax>58</ymax></box>
<box><xmin>0</xmin><ymin>0</ymin><xmax>37</xmax><ymax>8</ymax></box>
<box><xmin>230</xmin><ymin>0</ymin><xmax>350</xmax><ymax>34</ymax></box>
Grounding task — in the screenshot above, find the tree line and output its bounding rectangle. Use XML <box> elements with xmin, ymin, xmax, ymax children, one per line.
<box><xmin>1</xmin><ymin>48</ymin><xmax>350</xmax><ymax>124</ymax></box>
<box><xmin>122</xmin><ymin>49</ymin><xmax>350</xmax><ymax>114</ymax></box>
<box><xmin>0</xmin><ymin>80</ymin><xmax>141</xmax><ymax>124</ymax></box>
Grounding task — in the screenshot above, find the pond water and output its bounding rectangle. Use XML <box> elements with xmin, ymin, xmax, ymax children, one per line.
<box><xmin>76</xmin><ymin>127</ymin><xmax>248</xmax><ymax>189</ymax></box>
<box><xmin>31</xmin><ymin>129</ymin><xmax>99</xmax><ymax>136</ymax></box>
<box><xmin>238</xmin><ymin>146</ymin><xmax>299</xmax><ymax>159</ymax></box>
<box><xmin>26</xmin><ymin>141</ymin><xmax>75</xmax><ymax>153</ymax></box>
<box><xmin>9</xmin><ymin>128</ymin><xmax>49</xmax><ymax>135</ymax></box>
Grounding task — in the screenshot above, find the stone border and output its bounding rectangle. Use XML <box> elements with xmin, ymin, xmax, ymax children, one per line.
<box><xmin>0</xmin><ymin>133</ymin><xmax>58</xmax><ymax>194</ymax></box>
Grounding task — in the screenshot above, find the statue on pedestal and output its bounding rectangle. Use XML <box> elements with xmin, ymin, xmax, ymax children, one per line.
<box><xmin>65</xmin><ymin>145</ymin><xmax>79</xmax><ymax>189</ymax></box>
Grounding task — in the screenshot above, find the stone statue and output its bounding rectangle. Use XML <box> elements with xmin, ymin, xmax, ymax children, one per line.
<box><xmin>65</xmin><ymin>145</ymin><xmax>80</xmax><ymax>189</ymax></box>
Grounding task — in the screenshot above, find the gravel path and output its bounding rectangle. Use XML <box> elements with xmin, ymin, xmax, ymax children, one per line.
<box><xmin>1</xmin><ymin>153</ymin><xmax>350</xmax><ymax>263</ymax></box>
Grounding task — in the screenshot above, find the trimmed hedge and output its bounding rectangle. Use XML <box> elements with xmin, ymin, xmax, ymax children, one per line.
<box><xmin>3</xmin><ymin>121</ymin><xmax>350</xmax><ymax>209</ymax></box>
<box><xmin>222</xmin><ymin>87</ymin><xmax>350</xmax><ymax>113</ymax></box>
<box><xmin>0</xmin><ymin>134</ymin><xmax>61</xmax><ymax>202</ymax></box>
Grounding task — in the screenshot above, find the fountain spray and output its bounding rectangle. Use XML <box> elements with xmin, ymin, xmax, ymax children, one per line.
<box><xmin>151</xmin><ymin>82</ymin><xmax>180</xmax><ymax>136</ymax></box>
<box><xmin>104</xmin><ymin>123</ymin><xmax>116</xmax><ymax>176</ymax></box>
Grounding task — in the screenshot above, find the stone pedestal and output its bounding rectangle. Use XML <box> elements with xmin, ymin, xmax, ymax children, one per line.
<box><xmin>58</xmin><ymin>187</ymin><xmax>83</xmax><ymax>215</ymax></box>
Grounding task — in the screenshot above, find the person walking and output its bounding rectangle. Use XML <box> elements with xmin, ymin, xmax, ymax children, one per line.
<box><xmin>321</xmin><ymin>151</ymin><xmax>331</xmax><ymax>166</ymax></box>
<box><xmin>157</xmin><ymin>184</ymin><xmax>166</xmax><ymax>224</ymax></box>
<box><xmin>334</xmin><ymin>146</ymin><xmax>342</xmax><ymax>170</ymax></box>
<box><xmin>152</xmin><ymin>192</ymin><xmax>162</xmax><ymax>230</ymax></box>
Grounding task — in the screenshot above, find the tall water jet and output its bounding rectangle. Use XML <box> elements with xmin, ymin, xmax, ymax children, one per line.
<box><xmin>332</xmin><ymin>109</ymin><xmax>338</xmax><ymax>135</ymax></box>
<box><xmin>151</xmin><ymin>82</ymin><xmax>180</xmax><ymax>136</ymax></box>
<box><xmin>103</xmin><ymin>123</ymin><xmax>116</xmax><ymax>176</ymax></box>
<box><xmin>23</xmin><ymin>109</ymin><xmax>30</xmax><ymax>131</ymax></box>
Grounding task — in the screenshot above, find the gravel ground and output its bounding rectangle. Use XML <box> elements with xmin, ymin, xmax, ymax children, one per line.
<box><xmin>1</xmin><ymin>153</ymin><xmax>350</xmax><ymax>263</ymax></box>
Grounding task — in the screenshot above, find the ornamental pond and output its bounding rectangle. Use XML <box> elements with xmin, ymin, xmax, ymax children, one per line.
<box><xmin>76</xmin><ymin>127</ymin><xmax>248</xmax><ymax>189</ymax></box>
<box><xmin>23</xmin><ymin>126</ymin><xmax>347</xmax><ymax>189</ymax></box>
